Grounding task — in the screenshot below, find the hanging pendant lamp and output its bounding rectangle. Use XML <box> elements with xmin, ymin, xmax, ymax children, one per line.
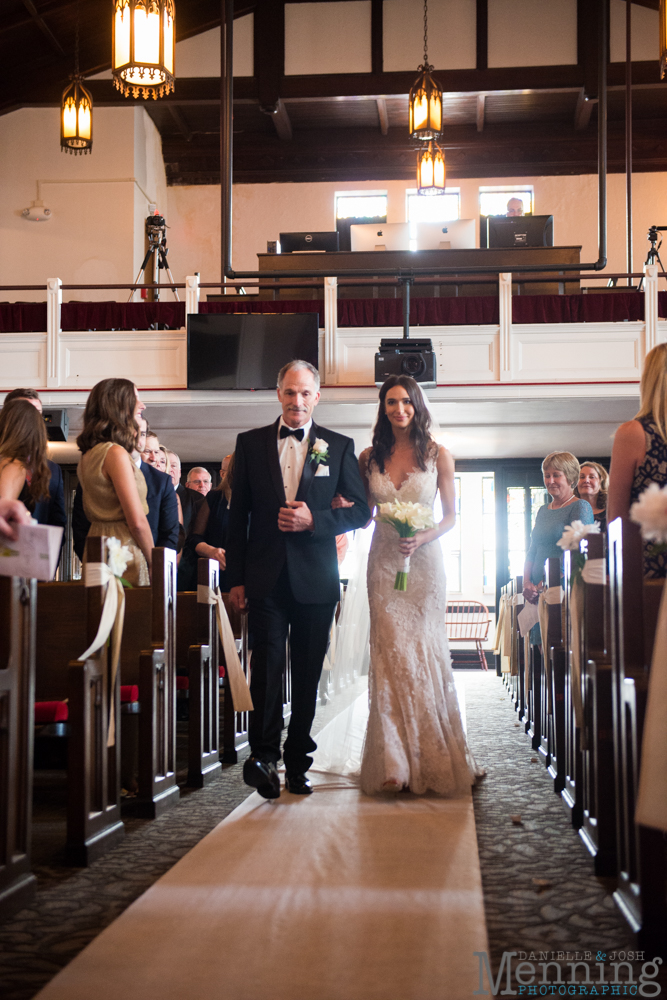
<box><xmin>660</xmin><ymin>0</ymin><xmax>666</xmax><ymax>79</ymax></box>
<box><xmin>409</xmin><ymin>0</ymin><xmax>443</xmax><ymax>141</ymax></box>
<box><xmin>112</xmin><ymin>0</ymin><xmax>175</xmax><ymax>100</ymax></box>
<box><xmin>416</xmin><ymin>141</ymin><xmax>446</xmax><ymax>196</ymax></box>
<box><xmin>61</xmin><ymin>13</ymin><xmax>92</xmax><ymax>154</ymax></box>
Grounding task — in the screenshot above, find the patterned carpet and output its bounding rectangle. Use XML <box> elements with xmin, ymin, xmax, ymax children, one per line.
<box><xmin>0</xmin><ymin>672</ymin><xmax>662</xmax><ymax>999</ymax></box>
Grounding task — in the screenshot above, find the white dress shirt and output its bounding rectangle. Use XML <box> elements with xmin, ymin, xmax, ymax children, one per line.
<box><xmin>277</xmin><ymin>417</ymin><xmax>312</xmax><ymax>502</ymax></box>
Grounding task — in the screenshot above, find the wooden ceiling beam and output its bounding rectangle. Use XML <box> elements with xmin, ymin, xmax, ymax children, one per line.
<box><xmin>376</xmin><ymin>98</ymin><xmax>389</xmax><ymax>135</ymax></box>
<box><xmin>19</xmin><ymin>0</ymin><xmax>65</xmax><ymax>53</ymax></box>
<box><xmin>476</xmin><ymin>94</ymin><xmax>485</xmax><ymax>132</ymax></box>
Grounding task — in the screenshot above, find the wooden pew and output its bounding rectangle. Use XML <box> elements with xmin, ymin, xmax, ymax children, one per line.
<box><xmin>36</xmin><ymin>536</ymin><xmax>124</xmax><ymax>865</ymax></box>
<box><xmin>119</xmin><ymin>547</ymin><xmax>179</xmax><ymax>818</ymax></box>
<box><xmin>175</xmin><ymin>559</ymin><xmax>222</xmax><ymax>785</ymax></box>
<box><xmin>510</xmin><ymin>576</ymin><xmax>525</xmax><ymax>718</ymax></box>
<box><xmin>578</xmin><ymin>532</ymin><xmax>618</xmax><ymax>876</ymax></box>
<box><xmin>220</xmin><ymin>593</ymin><xmax>250</xmax><ymax>765</ymax></box>
<box><xmin>0</xmin><ymin>576</ymin><xmax>37</xmax><ymax>920</ymax></box>
<box><xmin>540</xmin><ymin>557</ymin><xmax>566</xmax><ymax>794</ymax></box>
<box><xmin>608</xmin><ymin>517</ymin><xmax>667</xmax><ymax>955</ymax></box>
<box><xmin>561</xmin><ymin>548</ymin><xmax>584</xmax><ymax>828</ymax></box>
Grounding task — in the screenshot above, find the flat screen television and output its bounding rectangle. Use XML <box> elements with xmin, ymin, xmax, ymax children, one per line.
<box><xmin>483</xmin><ymin>215</ymin><xmax>554</xmax><ymax>248</ymax></box>
<box><xmin>187</xmin><ymin>313</ymin><xmax>319</xmax><ymax>390</ymax></box>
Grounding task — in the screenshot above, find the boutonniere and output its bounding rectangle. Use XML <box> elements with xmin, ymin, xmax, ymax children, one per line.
<box><xmin>309</xmin><ymin>437</ymin><xmax>330</xmax><ymax>466</ymax></box>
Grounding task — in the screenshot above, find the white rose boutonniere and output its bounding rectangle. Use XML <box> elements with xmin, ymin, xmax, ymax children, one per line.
<box><xmin>309</xmin><ymin>437</ymin><xmax>330</xmax><ymax>466</ymax></box>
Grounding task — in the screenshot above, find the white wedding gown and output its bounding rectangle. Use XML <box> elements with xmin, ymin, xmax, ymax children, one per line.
<box><xmin>359</xmin><ymin>459</ymin><xmax>483</xmax><ymax>796</ymax></box>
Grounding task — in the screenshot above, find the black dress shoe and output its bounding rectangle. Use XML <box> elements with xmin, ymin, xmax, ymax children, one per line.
<box><xmin>284</xmin><ymin>772</ymin><xmax>313</xmax><ymax>795</ymax></box>
<box><xmin>243</xmin><ymin>756</ymin><xmax>280</xmax><ymax>799</ymax></box>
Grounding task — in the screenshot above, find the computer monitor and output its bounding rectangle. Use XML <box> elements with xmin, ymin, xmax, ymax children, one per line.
<box><xmin>350</xmin><ymin>222</ymin><xmax>411</xmax><ymax>252</ymax></box>
<box><xmin>415</xmin><ymin>219</ymin><xmax>476</xmax><ymax>250</ymax></box>
<box><xmin>484</xmin><ymin>215</ymin><xmax>554</xmax><ymax>248</ymax></box>
<box><xmin>278</xmin><ymin>232</ymin><xmax>339</xmax><ymax>253</ymax></box>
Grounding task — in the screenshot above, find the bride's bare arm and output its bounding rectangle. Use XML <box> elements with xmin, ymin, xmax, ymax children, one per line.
<box><xmin>398</xmin><ymin>445</ymin><xmax>455</xmax><ymax>556</ymax></box>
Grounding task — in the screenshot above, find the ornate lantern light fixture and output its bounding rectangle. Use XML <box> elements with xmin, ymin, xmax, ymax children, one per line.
<box><xmin>416</xmin><ymin>141</ymin><xmax>446</xmax><ymax>196</ymax></box>
<box><xmin>409</xmin><ymin>0</ymin><xmax>443</xmax><ymax>142</ymax></box>
<box><xmin>112</xmin><ymin>0</ymin><xmax>175</xmax><ymax>100</ymax></box>
<box><xmin>61</xmin><ymin>17</ymin><xmax>92</xmax><ymax>154</ymax></box>
<box><xmin>660</xmin><ymin>0</ymin><xmax>666</xmax><ymax>79</ymax></box>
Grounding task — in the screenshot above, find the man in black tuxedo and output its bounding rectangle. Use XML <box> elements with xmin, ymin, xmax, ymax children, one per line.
<box><xmin>227</xmin><ymin>360</ymin><xmax>370</xmax><ymax>798</ymax></box>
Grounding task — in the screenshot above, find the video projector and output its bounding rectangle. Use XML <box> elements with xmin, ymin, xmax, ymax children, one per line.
<box><xmin>375</xmin><ymin>339</ymin><xmax>436</xmax><ymax>388</ymax></box>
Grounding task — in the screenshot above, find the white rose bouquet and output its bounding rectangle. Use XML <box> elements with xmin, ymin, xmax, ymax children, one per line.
<box><xmin>376</xmin><ymin>499</ymin><xmax>435</xmax><ymax>591</ymax></box>
<box><xmin>630</xmin><ymin>483</ymin><xmax>667</xmax><ymax>548</ymax></box>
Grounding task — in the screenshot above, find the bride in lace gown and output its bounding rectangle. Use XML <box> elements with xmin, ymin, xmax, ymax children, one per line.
<box><xmin>356</xmin><ymin>376</ymin><xmax>483</xmax><ymax>796</ymax></box>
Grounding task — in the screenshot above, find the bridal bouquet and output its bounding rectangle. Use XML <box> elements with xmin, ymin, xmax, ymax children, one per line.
<box><xmin>376</xmin><ymin>499</ymin><xmax>435</xmax><ymax>591</ymax></box>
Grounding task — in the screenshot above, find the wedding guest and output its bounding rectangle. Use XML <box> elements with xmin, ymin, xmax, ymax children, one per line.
<box><xmin>73</xmin><ymin>414</ymin><xmax>179</xmax><ymax>561</ymax></box>
<box><xmin>0</xmin><ymin>399</ymin><xmax>51</xmax><ymax>515</ymax></box>
<box><xmin>2</xmin><ymin>388</ymin><xmax>67</xmax><ymax>538</ymax></box>
<box><xmin>186</xmin><ymin>467</ymin><xmax>212</xmax><ymax>496</ymax></box>
<box><xmin>0</xmin><ymin>497</ymin><xmax>32</xmax><ymax>539</ymax></box>
<box><xmin>76</xmin><ymin>378</ymin><xmax>153</xmax><ymax>586</ymax></box>
<box><xmin>575</xmin><ymin>461</ymin><xmax>608</xmax><ymax>532</ymax></box>
<box><xmin>506</xmin><ymin>197</ymin><xmax>524</xmax><ymax>217</ymax></box>
<box><xmin>185</xmin><ymin>453</ymin><xmax>234</xmax><ymax>590</ymax></box>
<box><xmin>167</xmin><ymin>451</ymin><xmax>181</xmax><ymax>490</ymax></box>
<box><xmin>173</xmin><ymin>456</ymin><xmax>205</xmax><ymax>538</ymax></box>
<box><xmin>523</xmin><ymin>452</ymin><xmax>594</xmax><ymax>607</ymax></box>
<box><xmin>142</xmin><ymin>430</ymin><xmax>161</xmax><ymax>468</ymax></box>
<box><xmin>157</xmin><ymin>446</ymin><xmax>170</xmax><ymax>474</ymax></box>
<box><xmin>608</xmin><ymin>343</ymin><xmax>667</xmax><ymax>577</ymax></box>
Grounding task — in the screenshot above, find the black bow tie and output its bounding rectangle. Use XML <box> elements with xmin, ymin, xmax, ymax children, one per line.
<box><xmin>280</xmin><ymin>426</ymin><xmax>305</xmax><ymax>441</ymax></box>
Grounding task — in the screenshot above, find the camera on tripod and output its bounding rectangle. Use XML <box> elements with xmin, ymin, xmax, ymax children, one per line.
<box><xmin>146</xmin><ymin>214</ymin><xmax>167</xmax><ymax>246</ymax></box>
<box><xmin>638</xmin><ymin>224</ymin><xmax>667</xmax><ymax>288</ymax></box>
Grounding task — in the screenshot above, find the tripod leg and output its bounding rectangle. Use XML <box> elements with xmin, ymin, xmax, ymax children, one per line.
<box><xmin>129</xmin><ymin>247</ymin><xmax>155</xmax><ymax>302</ymax></box>
<box><xmin>162</xmin><ymin>262</ymin><xmax>180</xmax><ymax>302</ymax></box>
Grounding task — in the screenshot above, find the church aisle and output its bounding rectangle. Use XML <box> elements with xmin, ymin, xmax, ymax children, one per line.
<box><xmin>31</xmin><ymin>748</ymin><xmax>488</xmax><ymax>1000</ymax></box>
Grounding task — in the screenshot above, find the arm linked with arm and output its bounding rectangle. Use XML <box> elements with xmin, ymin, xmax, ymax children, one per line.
<box><xmin>311</xmin><ymin>440</ymin><xmax>371</xmax><ymax>538</ymax></box>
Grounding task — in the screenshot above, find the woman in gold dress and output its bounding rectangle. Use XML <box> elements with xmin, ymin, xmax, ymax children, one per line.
<box><xmin>76</xmin><ymin>378</ymin><xmax>153</xmax><ymax>586</ymax></box>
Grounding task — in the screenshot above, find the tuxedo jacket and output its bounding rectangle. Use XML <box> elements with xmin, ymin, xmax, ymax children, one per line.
<box><xmin>227</xmin><ymin>418</ymin><xmax>370</xmax><ymax>605</ymax></box>
<box><xmin>72</xmin><ymin>460</ymin><xmax>179</xmax><ymax>561</ymax></box>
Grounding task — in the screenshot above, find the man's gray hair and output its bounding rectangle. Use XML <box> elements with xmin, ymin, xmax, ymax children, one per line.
<box><xmin>277</xmin><ymin>360</ymin><xmax>321</xmax><ymax>390</ymax></box>
<box><xmin>187</xmin><ymin>466</ymin><xmax>211</xmax><ymax>481</ymax></box>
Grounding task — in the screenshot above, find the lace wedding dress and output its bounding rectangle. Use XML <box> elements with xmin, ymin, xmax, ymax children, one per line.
<box><xmin>360</xmin><ymin>457</ymin><xmax>483</xmax><ymax>796</ymax></box>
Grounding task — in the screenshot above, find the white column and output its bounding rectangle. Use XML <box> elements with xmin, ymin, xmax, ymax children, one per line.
<box><xmin>644</xmin><ymin>264</ymin><xmax>659</xmax><ymax>355</ymax></box>
<box><xmin>499</xmin><ymin>272</ymin><xmax>512</xmax><ymax>381</ymax></box>
<box><xmin>46</xmin><ymin>278</ymin><xmax>62</xmax><ymax>388</ymax></box>
<box><xmin>185</xmin><ymin>274</ymin><xmax>200</xmax><ymax>317</ymax></box>
<box><xmin>323</xmin><ymin>276</ymin><xmax>338</xmax><ymax>385</ymax></box>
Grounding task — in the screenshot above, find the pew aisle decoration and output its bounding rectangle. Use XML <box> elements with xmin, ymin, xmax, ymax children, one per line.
<box><xmin>557</xmin><ymin>522</ymin><xmax>601</xmax><ymax>730</ymax></box>
<box><xmin>197</xmin><ymin>584</ymin><xmax>253</xmax><ymax>712</ymax></box>
<box><xmin>376</xmin><ymin>500</ymin><xmax>435</xmax><ymax>591</ymax></box>
<box><xmin>630</xmin><ymin>483</ymin><xmax>667</xmax><ymax>832</ymax></box>
<box><xmin>78</xmin><ymin>538</ymin><xmax>133</xmax><ymax>746</ymax></box>
<box><xmin>630</xmin><ymin>481</ymin><xmax>667</xmax><ymax>551</ymax></box>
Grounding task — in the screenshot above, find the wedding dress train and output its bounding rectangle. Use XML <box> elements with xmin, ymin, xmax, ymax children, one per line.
<box><xmin>359</xmin><ymin>459</ymin><xmax>483</xmax><ymax>796</ymax></box>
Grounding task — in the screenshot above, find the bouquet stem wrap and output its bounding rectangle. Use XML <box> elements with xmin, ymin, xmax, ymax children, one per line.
<box><xmin>376</xmin><ymin>500</ymin><xmax>435</xmax><ymax>592</ymax></box>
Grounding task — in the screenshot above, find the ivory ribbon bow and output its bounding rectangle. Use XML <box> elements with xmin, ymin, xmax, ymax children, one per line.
<box><xmin>198</xmin><ymin>586</ymin><xmax>254</xmax><ymax>712</ymax></box>
<box><xmin>78</xmin><ymin>562</ymin><xmax>125</xmax><ymax>748</ymax></box>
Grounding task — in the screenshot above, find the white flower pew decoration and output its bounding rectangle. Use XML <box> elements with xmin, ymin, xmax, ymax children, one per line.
<box><xmin>630</xmin><ymin>482</ymin><xmax>667</xmax><ymax>548</ymax></box>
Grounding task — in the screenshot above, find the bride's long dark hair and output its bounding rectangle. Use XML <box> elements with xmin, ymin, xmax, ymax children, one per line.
<box><xmin>369</xmin><ymin>375</ymin><xmax>436</xmax><ymax>474</ymax></box>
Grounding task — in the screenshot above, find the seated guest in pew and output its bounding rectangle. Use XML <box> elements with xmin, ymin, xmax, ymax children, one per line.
<box><xmin>608</xmin><ymin>342</ymin><xmax>667</xmax><ymax>578</ymax></box>
<box><xmin>575</xmin><ymin>461</ymin><xmax>608</xmax><ymax>532</ymax></box>
<box><xmin>76</xmin><ymin>378</ymin><xmax>154</xmax><ymax>586</ymax></box>
<box><xmin>73</xmin><ymin>415</ymin><xmax>180</xmax><ymax>562</ymax></box>
<box><xmin>183</xmin><ymin>453</ymin><xmax>235</xmax><ymax>591</ymax></box>
<box><xmin>0</xmin><ymin>497</ymin><xmax>32</xmax><ymax>538</ymax></box>
<box><xmin>2</xmin><ymin>388</ymin><xmax>67</xmax><ymax>542</ymax></box>
<box><xmin>523</xmin><ymin>451</ymin><xmax>594</xmax><ymax>608</ymax></box>
<box><xmin>0</xmin><ymin>399</ymin><xmax>52</xmax><ymax>522</ymax></box>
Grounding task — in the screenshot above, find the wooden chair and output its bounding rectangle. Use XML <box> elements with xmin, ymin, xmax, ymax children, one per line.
<box><xmin>36</xmin><ymin>536</ymin><xmax>124</xmax><ymax>865</ymax></box>
<box><xmin>0</xmin><ymin>575</ymin><xmax>37</xmax><ymax>920</ymax></box>
<box><xmin>120</xmin><ymin>547</ymin><xmax>179</xmax><ymax>818</ymax></box>
<box><xmin>445</xmin><ymin>600</ymin><xmax>492</xmax><ymax>671</ymax></box>
<box><xmin>608</xmin><ymin>517</ymin><xmax>667</xmax><ymax>955</ymax></box>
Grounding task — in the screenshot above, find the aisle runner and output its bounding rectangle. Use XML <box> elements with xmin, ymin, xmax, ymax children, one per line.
<box><xmin>36</xmin><ymin>684</ymin><xmax>488</xmax><ymax>1000</ymax></box>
